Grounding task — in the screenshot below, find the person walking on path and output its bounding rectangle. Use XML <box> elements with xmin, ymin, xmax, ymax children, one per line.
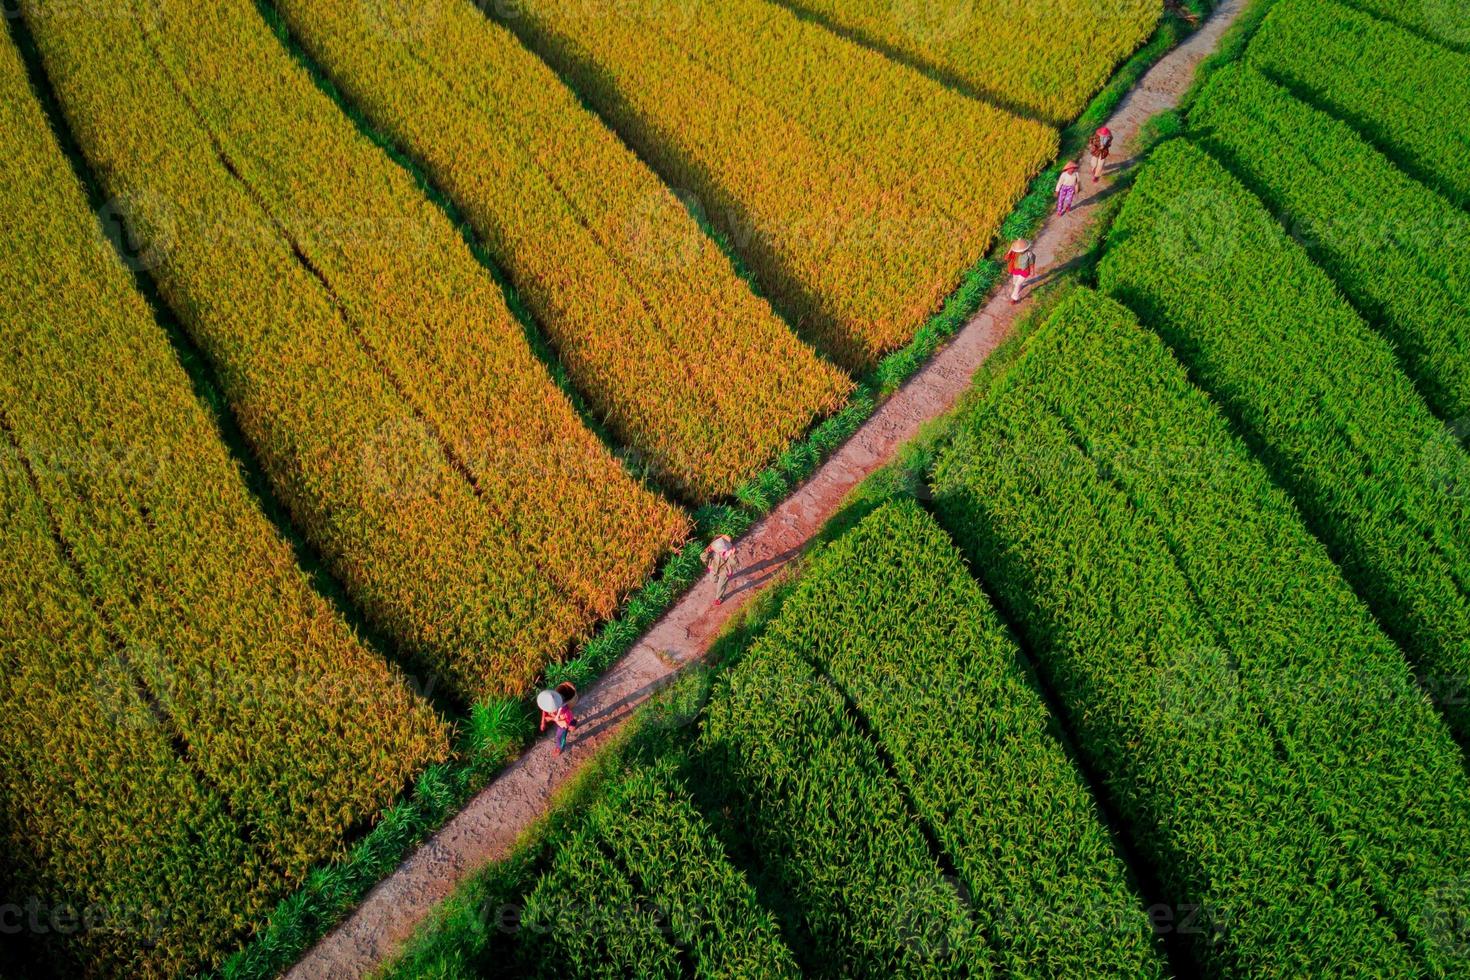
<box><xmin>1005</xmin><ymin>238</ymin><xmax>1036</xmax><ymax>304</ymax></box>
<box><xmin>703</xmin><ymin>533</ymin><xmax>737</xmax><ymax>606</ymax></box>
<box><xmin>1055</xmin><ymin>161</ymin><xmax>1081</xmax><ymax>216</ymax></box>
<box><xmin>1087</xmin><ymin>126</ymin><xmax>1113</xmax><ymax>182</ymax></box>
<box><xmin>537</xmin><ymin>689</ymin><xmax>578</xmax><ymax>756</ymax></box>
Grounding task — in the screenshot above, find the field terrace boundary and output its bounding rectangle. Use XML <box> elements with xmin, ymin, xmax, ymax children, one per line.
<box><xmin>284</xmin><ymin>1</ymin><xmax>1251</xmax><ymax>976</ymax></box>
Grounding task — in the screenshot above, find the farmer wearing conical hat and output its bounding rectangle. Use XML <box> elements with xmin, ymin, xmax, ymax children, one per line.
<box><xmin>702</xmin><ymin>533</ymin><xmax>737</xmax><ymax>607</ymax></box>
<box><xmin>1087</xmin><ymin>125</ymin><xmax>1114</xmax><ymax>182</ymax></box>
<box><xmin>1004</xmin><ymin>238</ymin><xmax>1036</xmax><ymax>304</ymax></box>
<box><xmin>537</xmin><ymin>687</ymin><xmax>578</xmax><ymax>756</ymax></box>
<box><xmin>1055</xmin><ymin>160</ymin><xmax>1081</xmax><ymax>216</ymax></box>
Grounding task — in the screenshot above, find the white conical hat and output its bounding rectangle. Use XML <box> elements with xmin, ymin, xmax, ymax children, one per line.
<box><xmin>537</xmin><ymin>689</ymin><xmax>564</xmax><ymax>713</ymax></box>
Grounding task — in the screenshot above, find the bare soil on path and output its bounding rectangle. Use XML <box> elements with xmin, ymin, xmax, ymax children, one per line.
<box><xmin>289</xmin><ymin>4</ymin><xmax>1246</xmax><ymax>975</ymax></box>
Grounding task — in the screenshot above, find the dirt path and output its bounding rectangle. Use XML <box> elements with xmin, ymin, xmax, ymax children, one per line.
<box><xmin>288</xmin><ymin>4</ymin><xmax>1245</xmax><ymax>976</ymax></box>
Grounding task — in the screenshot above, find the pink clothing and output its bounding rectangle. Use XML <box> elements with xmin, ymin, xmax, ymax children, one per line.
<box><xmin>1057</xmin><ymin>185</ymin><xmax>1077</xmax><ymax>215</ymax></box>
<box><xmin>541</xmin><ymin>705</ymin><xmax>576</xmax><ymax>731</ymax></box>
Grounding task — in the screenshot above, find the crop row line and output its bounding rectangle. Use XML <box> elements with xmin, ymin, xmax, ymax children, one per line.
<box><xmin>0</xmin><ymin>409</ymin><xmax>197</xmax><ymax>773</ymax></box>
<box><xmin>1245</xmin><ymin>0</ymin><xmax>1470</xmax><ymax>207</ymax></box>
<box><xmin>256</xmin><ymin>0</ymin><xmax>661</xmax><ymax>495</ymax></box>
<box><xmin>496</xmin><ymin>0</ymin><xmax>1055</xmax><ymax>368</ymax></box>
<box><xmin>0</xmin><ymin>20</ymin><xmax>450</xmax><ymax>973</ymax></box>
<box><xmin>389</xmin><ymin>41</ymin><xmax>690</xmax><ymax>372</ymax></box>
<box><xmin>1189</xmin><ymin>64</ymin><xmax>1470</xmax><ymax>432</ymax></box>
<box><xmin>131</xmin><ymin>10</ymin><xmax>488</xmax><ymax>512</ymax></box>
<box><xmin>956</xmin><ymin>286</ymin><xmax>1470</xmax><ymax>973</ymax></box>
<box><xmin>1336</xmin><ymin>0</ymin><xmax>1470</xmax><ymax>55</ymax></box>
<box><xmin>1</xmin><ymin>3</ymin><xmax>457</xmax><ymax>732</ymax></box>
<box><xmin>267</xmin><ymin>0</ymin><xmax>850</xmax><ymax>501</ymax></box>
<box><xmin>935</xmin><ymin>301</ymin><xmax>1420</xmax><ymax>975</ymax></box>
<box><xmin>1100</xmin><ymin>139</ymin><xmax>1470</xmax><ymax>741</ymax></box>
<box><xmin>27</xmin><ymin>0</ymin><xmax>686</xmax><ymax>704</ymax></box>
<box><xmin>1032</xmin><ymin>385</ymin><xmax>1447</xmax><ymax>965</ymax></box>
<box><xmin>126</xmin><ymin>0</ymin><xmax>572</xmax><ymax>609</ymax></box>
<box><xmin>766</xmin><ymin>499</ymin><xmax>1168</xmax><ymax>977</ymax></box>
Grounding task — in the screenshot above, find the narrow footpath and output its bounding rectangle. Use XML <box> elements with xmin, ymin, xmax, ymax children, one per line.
<box><xmin>290</xmin><ymin>3</ymin><xmax>1246</xmax><ymax>975</ymax></box>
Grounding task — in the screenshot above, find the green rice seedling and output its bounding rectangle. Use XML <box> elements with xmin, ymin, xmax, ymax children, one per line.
<box><xmin>750</xmin><ymin>500</ymin><xmax>1165</xmax><ymax>977</ymax></box>
<box><xmin>1099</xmin><ymin>139</ymin><xmax>1470</xmax><ymax>744</ymax></box>
<box><xmin>932</xmin><ymin>324</ymin><xmax>1419</xmax><ymax>974</ymax></box>
<box><xmin>1190</xmin><ymin>64</ymin><xmax>1470</xmax><ymax>427</ymax></box>
<box><xmin>990</xmin><ymin>288</ymin><xmax>1470</xmax><ymax>974</ymax></box>
<box><xmin>697</xmin><ymin>640</ymin><xmax>993</xmax><ymax>978</ymax></box>
<box><xmin>1246</xmin><ymin>0</ymin><xmax>1470</xmax><ymax>206</ymax></box>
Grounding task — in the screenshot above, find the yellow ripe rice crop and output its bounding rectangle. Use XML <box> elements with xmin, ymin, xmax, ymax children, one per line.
<box><xmin>0</xmin><ymin>30</ymin><xmax>446</xmax><ymax>976</ymax></box>
<box><xmin>272</xmin><ymin>0</ymin><xmax>852</xmax><ymax>501</ymax></box>
<box><xmin>499</xmin><ymin>0</ymin><xmax>1057</xmax><ymax>370</ymax></box>
<box><xmin>779</xmin><ymin>0</ymin><xmax>1162</xmax><ymax>124</ymax></box>
<box><xmin>23</xmin><ymin>0</ymin><xmax>688</xmax><ymax>702</ymax></box>
<box><xmin>2</xmin><ymin>454</ymin><xmax>261</xmax><ymax>979</ymax></box>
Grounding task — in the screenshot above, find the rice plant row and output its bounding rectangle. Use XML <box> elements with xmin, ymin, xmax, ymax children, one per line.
<box><xmin>1337</xmin><ymin>0</ymin><xmax>1470</xmax><ymax>51</ymax></box>
<box><xmin>0</xmin><ymin>32</ymin><xmax>447</xmax><ymax>976</ymax></box>
<box><xmin>750</xmin><ymin>499</ymin><xmax>1164</xmax><ymax>977</ymax></box>
<box><xmin>1246</xmin><ymin>0</ymin><xmax>1470</xmax><ymax>207</ymax></box>
<box><xmin>965</xmin><ymin>288</ymin><xmax>1470</xmax><ymax>973</ymax></box>
<box><xmin>695</xmin><ymin>630</ymin><xmax>992</xmax><ymax>976</ymax></box>
<box><xmin>1098</xmin><ymin>139</ymin><xmax>1470</xmax><ymax>743</ymax></box>
<box><xmin>2</xmin><ymin>455</ymin><xmax>262</xmax><ymax>979</ymax></box>
<box><xmin>268</xmin><ymin>0</ymin><xmax>851</xmax><ymax>501</ymax></box>
<box><xmin>515</xmin><ymin>763</ymin><xmax>801</xmax><ymax>978</ymax></box>
<box><xmin>22</xmin><ymin>0</ymin><xmax>688</xmax><ymax>703</ymax></box>
<box><xmin>932</xmin><ymin>292</ymin><xmax>1422</xmax><ymax>976</ymax></box>
<box><xmin>775</xmin><ymin>0</ymin><xmax>1161</xmax><ymax>124</ymax></box>
<box><xmin>495</xmin><ymin>0</ymin><xmax>1057</xmax><ymax>369</ymax></box>
<box><xmin>1189</xmin><ymin>63</ymin><xmax>1470</xmax><ymax>428</ymax></box>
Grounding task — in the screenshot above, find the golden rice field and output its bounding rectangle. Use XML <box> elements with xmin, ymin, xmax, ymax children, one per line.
<box><xmin>781</xmin><ymin>0</ymin><xmax>1162</xmax><ymax>123</ymax></box>
<box><xmin>501</xmin><ymin>0</ymin><xmax>1059</xmax><ymax>368</ymax></box>
<box><xmin>0</xmin><ymin>0</ymin><xmax>1172</xmax><ymax>973</ymax></box>
<box><xmin>271</xmin><ymin>0</ymin><xmax>853</xmax><ymax>501</ymax></box>
<box><xmin>23</xmin><ymin>0</ymin><xmax>687</xmax><ymax>705</ymax></box>
<box><xmin>0</xmin><ymin>29</ymin><xmax>446</xmax><ymax>976</ymax></box>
